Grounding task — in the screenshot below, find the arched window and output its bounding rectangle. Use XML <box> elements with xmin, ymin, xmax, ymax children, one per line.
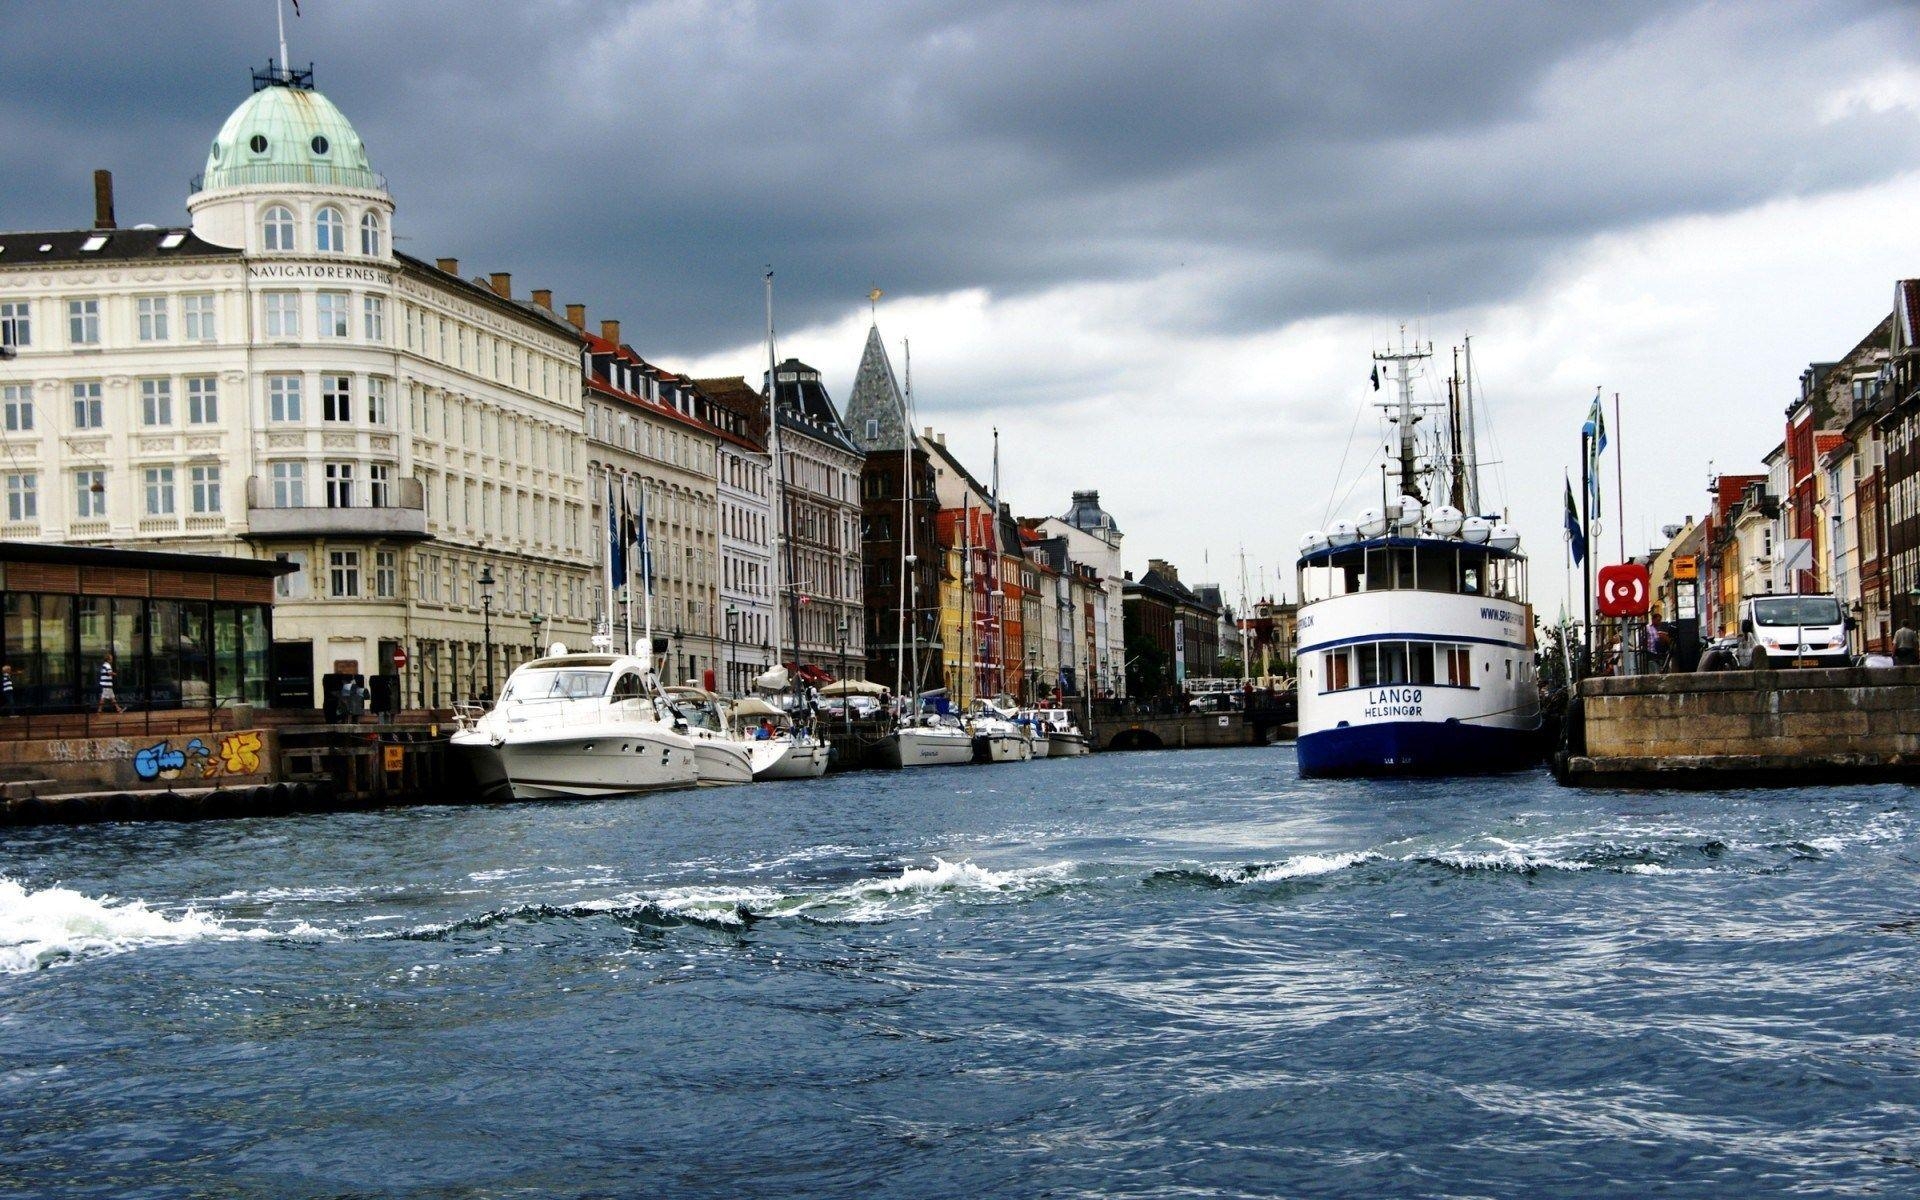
<box><xmin>262</xmin><ymin>205</ymin><xmax>295</xmax><ymax>251</ymax></box>
<box><xmin>359</xmin><ymin>211</ymin><xmax>385</xmax><ymax>257</ymax></box>
<box><xmin>315</xmin><ymin>207</ymin><xmax>345</xmax><ymax>254</ymax></box>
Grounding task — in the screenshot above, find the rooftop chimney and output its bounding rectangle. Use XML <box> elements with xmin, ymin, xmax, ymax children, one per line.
<box><xmin>92</xmin><ymin>170</ymin><xmax>115</xmax><ymax>230</ymax></box>
<box><xmin>531</xmin><ymin>289</ymin><xmax>552</xmax><ymax>309</ymax></box>
<box><xmin>436</xmin><ymin>257</ymin><xmax>459</xmax><ymax>275</ymax></box>
<box><xmin>600</xmin><ymin>319</ymin><xmax>621</xmax><ymax>345</ymax></box>
<box><xmin>1148</xmin><ymin>557</ymin><xmax>1178</xmax><ymax>582</ymax></box>
<box><xmin>565</xmin><ymin>304</ymin><xmax>586</xmax><ymax>329</ymax></box>
<box><xmin>488</xmin><ymin>272</ymin><xmax>512</xmax><ymax>299</ymax></box>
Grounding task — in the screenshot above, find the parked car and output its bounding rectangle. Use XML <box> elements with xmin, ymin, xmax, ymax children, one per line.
<box><xmin>1736</xmin><ymin>594</ymin><xmax>1851</xmax><ymax>669</ymax></box>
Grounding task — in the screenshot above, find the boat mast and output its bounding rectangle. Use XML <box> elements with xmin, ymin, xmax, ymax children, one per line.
<box><xmin>959</xmin><ymin>495</ymin><xmax>971</xmax><ymax>710</ymax></box>
<box><xmin>1373</xmin><ymin>328</ymin><xmax>1434</xmax><ymax>504</ymax></box>
<box><xmin>1462</xmin><ymin>335</ymin><xmax>1481</xmax><ymax>516</ymax></box>
<box><xmin>764</xmin><ymin>271</ymin><xmax>794</xmax><ymax>707</ymax></box>
<box><xmin>895</xmin><ymin>339</ymin><xmax>913</xmax><ymax>707</ymax></box>
<box><xmin>1447</xmin><ymin>347</ymin><xmax>1466</xmax><ymax>512</ymax></box>
<box><xmin>989</xmin><ymin>428</ymin><xmax>1002</xmax><ymax>701</ymax></box>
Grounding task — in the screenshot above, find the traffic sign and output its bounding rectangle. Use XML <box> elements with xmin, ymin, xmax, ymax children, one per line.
<box><xmin>392</xmin><ymin>646</ymin><xmax>409</xmax><ymax>670</ymax></box>
<box><xmin>1597</xmin><ymin>563</ymin><xmax>1652</xmax><ymax>617</ymax></box>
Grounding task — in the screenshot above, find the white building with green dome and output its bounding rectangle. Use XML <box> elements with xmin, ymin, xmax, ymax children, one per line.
<box><xmin>0</xmin><ymin>65</ymin><xmax>597</xmax><ymax>711</ymax></box>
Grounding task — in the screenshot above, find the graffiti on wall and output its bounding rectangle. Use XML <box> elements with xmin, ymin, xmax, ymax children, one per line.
<box><xmin>131</xmin><ymin>732</ymin><xmax>267</xmax><ymax>781</ymax></box>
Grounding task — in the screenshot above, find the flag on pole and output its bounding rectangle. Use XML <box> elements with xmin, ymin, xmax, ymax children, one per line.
<box><xmin>606</xmin><ymin>478</ymin><xmax>625</xmax><ymax>582</ymax></box>
<box><xmin>1564</xmin><ymin>473</ymin><xmax>1587</xmax><ymax>566</ymax></box>
<box><xmin>1582</xmin><ymin>387</ymin><xmax>1607</xmax><ymax>514</ymax></box>
<box><xmin>634</xmin><ymin>487</ymin><xmax>654</xmax><ymax>591</ymax></box>
<box><xmin>1370</xmin><ymin>362</ymin><xmax>1380</xmax><ymax>391</ymax></box>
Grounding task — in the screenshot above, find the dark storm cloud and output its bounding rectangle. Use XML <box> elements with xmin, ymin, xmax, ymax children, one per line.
<box><xmin>3</xmin><ymin>1</ymin><xmax>1916</xmax><ymax>353</ymax></box>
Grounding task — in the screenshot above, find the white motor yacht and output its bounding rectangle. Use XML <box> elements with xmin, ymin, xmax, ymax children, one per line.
<box><xmin>450</xmin><ymin>652</ymin><xmax>700</xmax><ymax>800</ymax></box>
<box><xmin>966</xmin><ymin>698</ymin><xmax>1033</xmax><ymax>764</ymax></box>
<box><xmin>1030</xmin><ymin>708</ymin><xmax>1092</xmax><ymax>757</ymax></box>
<box><xmin>729</xmin><ymin>696</ymin><xmax>831</xmax><ymax>780</ymax></box>
<box><xmin>662</xmin><ymin>687</ymin><xmax>756</xmax><ymax>785</ymax></box>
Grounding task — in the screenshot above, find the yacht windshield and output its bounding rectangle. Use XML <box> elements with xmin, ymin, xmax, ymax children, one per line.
<box><xmin>501</xmin><ymin>669</ymin><xmax>611</xmax><ymax>701</ymax></box>
<box><xmin>1751</xmin><ymin>597</ymin><xmax>1843</xmax><ymax>627</ymax></box>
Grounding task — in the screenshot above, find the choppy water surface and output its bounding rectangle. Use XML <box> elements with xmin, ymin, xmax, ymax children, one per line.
<box><xmin>3</xmin><ymin>747</ymin><xmax>1918</xmax><ymax>1198</ymax></box>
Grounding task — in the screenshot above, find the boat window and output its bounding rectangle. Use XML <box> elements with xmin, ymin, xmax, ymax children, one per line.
<box><xmin>1416</xmin><ymin>548</ymin><xmax>1455</xmax><ymax>592</ymax></box>
<box><xmin>610</xmin><ymin>673</ymin><xmax>647</xmax><ymax>701</ymax></box>
<box><xmin>1460</xmin><ymin>565</ymin><xmax>1481</xmax><ymax>595</ymax></box>
<box><xmin>1322</xmin><ymin>648</ymin><xmax>1351</xmax><ymax>692</ymax></box>
<box><xmin>500</xmin><ymin>668</ymin><xmax>612</xmax><ymax>701</ymax></box>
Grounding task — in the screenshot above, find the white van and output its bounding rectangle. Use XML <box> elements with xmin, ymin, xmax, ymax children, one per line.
<box><xmin>1737</xmin><ymin>594</ymin><xmax>1851</xmax><ymax>669</ymax></box>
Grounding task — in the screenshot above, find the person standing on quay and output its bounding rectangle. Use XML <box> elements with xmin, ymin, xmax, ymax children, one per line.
<box><xmin>1894</xmin><ymin>623</ymin><xmax>1919</xmax><ymax>666</ymax></box>
<box><xmin>96</xmin><ymin>651</ymin><xmax>124</xmax><ymax>714</ymax></box>
<box><xmin>1</xmin><ymin>663</ymin><xmax>15</xmax><ymax>714</ymax></box>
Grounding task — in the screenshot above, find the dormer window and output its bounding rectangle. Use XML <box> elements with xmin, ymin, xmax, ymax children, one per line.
<box><xmin>248</xmin><ymin>134</ymin><xmax>269</xmax><ymax>155</ymax></box>
<box><xmin>315</xmin><ymin>207</ymin><xmax>345</xmax><ymax>253</ymax></box>
<box><xmin>262</xmin><ymin>205</ymin><xmax>295</xmax><ymax>251</ymax></box>
<box><xmin>311</xmin><ymin>135</ymin><xmax>330</xmax><ymax>156</ymax></box>
<box><xmin>79</xmin><ymin>234</ymin><xmax>107</xmax><ymax>253</ymax></box>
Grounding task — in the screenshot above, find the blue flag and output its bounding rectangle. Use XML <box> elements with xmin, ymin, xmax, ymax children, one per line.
<box><xmin>607</xmin><ymin>478</ymin><xmax>625</xmax><ymax>583</ymax></box>
<box><xmin>634</xmin><ymin>487</ymin><xmax>654</xmax><ymax>591</ymax></box>
<box><xmin>1564</xmin><ymin>473</ymin><xmax>1586</xmax><ymax>566</ymax></box>
<box><xmin>1582</xmin><ymin>389</ymin><xmax>1607</xmax><ymax>515</ymax></box>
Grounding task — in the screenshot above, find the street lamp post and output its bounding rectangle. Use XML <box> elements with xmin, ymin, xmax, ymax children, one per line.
<box><xmin>1027</xmin><ymin>647</ymin><xmax>1038</xmax><ymax>705</ymax></box>
<box><xmin>529</xmin><ymin>611</ymin><xmax>545</xmax><ymax>660</ymax></box>
<box><xmin>725</xmin><ymin>604</ymin><xmax>739</xmax><ymax>695</ymax></box>
<box><xmin>477</xmin><ymin>565</ymin><xmax>496</xmax><ymax>703</ymax></box>
<box><xmin>836</xmin><ymin>616</ymin><xmax>849</xmax><ymax>738</ymax></box>
<box><xmin>672</xmin><ymin>625</ymin><xmax>683</xmax><ymax>685</ymax></box>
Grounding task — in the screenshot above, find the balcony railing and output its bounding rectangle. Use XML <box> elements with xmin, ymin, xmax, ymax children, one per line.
<box><xmin>191</xmin><ymin>164</ymin><xmax>387</xmax><ymax>193</ymax></box>
<box><xmin>244</xmin><ymin>475</ymin><xmax>428</xmax><ymax>540</ymax></box>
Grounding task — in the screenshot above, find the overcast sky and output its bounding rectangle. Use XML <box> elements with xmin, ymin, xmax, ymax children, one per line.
<box><xmin>6</xmin><ymin>0</ymin><xmax>1920</xmax><ymax>611</ymax></box>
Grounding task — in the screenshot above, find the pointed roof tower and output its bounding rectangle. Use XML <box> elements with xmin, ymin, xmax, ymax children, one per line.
<box><xmin>844</xmin><ymin>323</ymin><xmax>910</xmax><ymax>453</ymax></box>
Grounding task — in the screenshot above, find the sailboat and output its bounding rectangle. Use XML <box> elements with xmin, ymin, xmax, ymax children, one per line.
<box><xmin>1293</xmin><ymin>334</ymin><xmax>1541</xmax><ymax>777</ymax></box>
<box><xmin>874</xmin><ymin>336</ymin><xmax>973</xmax><ymax>769</ymax></box>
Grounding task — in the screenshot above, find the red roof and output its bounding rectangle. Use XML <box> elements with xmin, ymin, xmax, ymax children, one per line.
<box><xmin>580</xmin><ymin>329</ymin><xmax>762</xmax><ymax>453</ymax></box>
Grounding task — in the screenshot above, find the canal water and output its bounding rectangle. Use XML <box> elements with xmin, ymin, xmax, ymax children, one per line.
<box><xmin>2</xmin><ymin>747</ymin><xmax>1916</xmax><ymax>1198</ymax></box>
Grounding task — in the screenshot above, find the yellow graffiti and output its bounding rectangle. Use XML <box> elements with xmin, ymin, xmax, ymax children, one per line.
<box><xmin>216</xmin><ymin>731</ymin><xmax>264</xmax><ymax>776</ymax></box>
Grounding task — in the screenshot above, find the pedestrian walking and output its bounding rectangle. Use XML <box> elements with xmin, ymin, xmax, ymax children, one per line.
<box><xmin>1895</xmin><ymin>624</ymin><xmax>1919</xmax><ymax>666</ymax></box>
<box><xmin>96</xmin><ymin>652</ymin><xmax>124</xmax><ymax>713</ymax></box>
<box><xmin>1</xmin><ymin>663</ymin><xmax>15</xmax><ymax>715</ymax></box>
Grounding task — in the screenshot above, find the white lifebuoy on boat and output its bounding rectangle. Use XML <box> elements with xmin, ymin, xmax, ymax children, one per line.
<box><xmin>1488</xmin><ymin>524</ymin><xmax>1521</xmax><ymax>551</ymax></box>
<box><xmin>1326</xmin><ymin>520</ymin><xmax>1358</xmax><ymax>546</ymax></box>
<box><xmin>1427</xmin><ymin>505</ymin><xmax>1464</xmax><ymax>537</ymax></box>
<box><xmin>1395</xmin><ymin>496</ymin><xmax>1424</xmax><ymax>530</ymax></box>
<box><xmin>1300</xmin><ymin>530</ymin><xmax>1330</xmax><ymax>554</ymax></box>
<box><xmin>1461</xmin><ymin>517</ymin><xmax>1493</xmax><ymax>544</ymax></box>
<box><xmin>1356</xmin><ymin>508</ymin><xmax>1388</xmax><ymax>538</ymax></box>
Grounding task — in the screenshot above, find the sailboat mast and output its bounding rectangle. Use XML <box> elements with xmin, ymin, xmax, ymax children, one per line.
<box><xmin>990</xmin><ymin>429</ymin><xmax>1001</xmax><ymax>700</ymax></box>
<box><xmin>959</xmin><ymin>496</ymin><xmax>971</xmax><ymax>709</ymax></box>
<box><xmin>895</xmin><ymin>341</ymin><xmax>912</xmax><ymax>705</ymax></box>
<box><xmin>1462</xmin><ymin>335</ymin><xmax>1482</xmax><ymax>516</ymax></box>
<box><xmin>764</xmin><ymin>271</ymin><xmax>793</xmax><ymax>701</ymax></box>
<box><xmin>1447</xmin><ymin>348</ymin><xmax>1466</xmax><ymax>512</ymax></box>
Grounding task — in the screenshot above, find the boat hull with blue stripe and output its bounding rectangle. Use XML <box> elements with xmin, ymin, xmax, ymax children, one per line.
<box><xmin>1295</xmin><ymin>535</ymin><xmax>1542</xmax><ymax>778</ymax></box>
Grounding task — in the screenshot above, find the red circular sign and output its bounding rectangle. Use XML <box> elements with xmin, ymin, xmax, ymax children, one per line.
<box><xmin>1597</xmin><ymin>563</ymin><xmax>1652</xmax><ymax>617</ymax></box>
<box><xmin>392</xmin><ymin>647</ymin><xmax>409</xmax><ymax>669</ymax></box>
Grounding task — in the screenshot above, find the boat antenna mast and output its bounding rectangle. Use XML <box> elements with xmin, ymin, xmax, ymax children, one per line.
<box><xmin>764</xmin><ymin>269</ymin><xmax>797</xmax><ymax>715</ymax></box>
<box><xmin>1373</xmin><ymin>326</ymin><xmax>1435</xmax><ymax>504</ymax></box>
<box><xmin>1462</xmin><ymin>334</ymin><xmax>1482</xmax><ymax>517</ymax></box>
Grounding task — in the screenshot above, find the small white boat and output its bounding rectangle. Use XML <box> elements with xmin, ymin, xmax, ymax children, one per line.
<box><xmin>729</xmin><ymin>696</ymin><xmax>831</xmax><ymax>780</ymax></box>
<box><xmin>450</xmin><ymin>652</ymin><xmax>700</xmax><ymax>800</ymax></box>
<box><xmin>662</xmin><ymin>687</ymin><xmax>756</xmax><ymax>785</ymax></box>
<box><xmin>967</xmin><ymin>699</ymin><xmax>1033</xmax><ymax>763</ymax></box>
<box><xmin>1030</xmin><ymin>708</ymin><xmax>1092</xmax><ymax>757</ymax></box>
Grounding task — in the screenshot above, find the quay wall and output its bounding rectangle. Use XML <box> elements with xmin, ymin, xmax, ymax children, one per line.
<box><xmin>1565</xmin><ymin>666</ymin><xmax>1920</xmax><ymax>786</ymax></box>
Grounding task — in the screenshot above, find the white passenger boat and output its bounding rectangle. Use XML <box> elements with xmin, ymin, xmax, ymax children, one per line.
<box><xmin>450</xmin><ymin>652</ymin><xmax>700</xmax><ymax>800</ymax></box>
<box><xmin>729</xmin><ymin>696</ymin><xmax>831</xmax><ymax>780</ymax></box>
<box><xmin>1294</xmin><ymin>337</ymin><xmax>1541</xmax><ymax>777</ymax></box>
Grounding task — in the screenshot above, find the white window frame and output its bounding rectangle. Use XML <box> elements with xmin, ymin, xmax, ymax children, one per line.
<box><xmin>0</xmin><ymin>300</ymin><xmax>30</xmax><ymax>349</ymax></box>
<box><xmin>262</xmin><ymin>205</ymin><xmax>295</xmax><ymax>251</ymax></box>
<box><xmin>316</xmin><ymin>291</ymin><xmax>350</xmax><ymax>339</ymax></box>
<box><xmin>71</xmin><ymin>381</ymin><xmax>103</xmax><ymax>429</ymax></box>
<box><xmin>374</xmin><ymin>549</ymin><xmax>398</xmax><ymax>599</ymax></box>
<box><xmin>324</xmin><ymin>461</ymin><xmax>355</xmax><ymax>508</ymax></box>
<box><xmin>315</xmin><ymin>206</ymin><xmax>346</xmax><ymax>253</ymax></box>
<box><xmin>74</xmin><ymin>470</ymin><xmax>105</xmax><ymax>518</ymax></box>
<box><xmin>186</xmin><ymin>376</ymin><xmax>218</xmax><ymax>425</ymax></box>
<box><xmin>366</xmin><ymin>376</ymin><xmax>388</xmax><ymax>425</ymax></box>
<box><xmin>140</xmin><ymin>378</ymin><xmax>173</xmax><ymax>426</ymax></box>
<box><xmin>2</xmin><ymin>384</ymin><xmax>33</xmax><ymax>432</ymax></box>
<box><xmin>67</xmin><ymin>298</ymin><xmax>100</xmax><ymax>346</ymax></box>
<box><xmin>359</xmin><ymin>211</ymin><xmax>385</xmax><ymax>257</ymax></box>
<box><xmin>267</xmin><ymin>374</ymin><xmax>303</xmax><ymax>422</ymax></box>
<box><xmin>189</xmin><ymin>464</ymin><xmax>221</xmax><ymax>515</ymax></box>
<box><xmin>322</xmin><ymin>375</ymin><xmax>352</xmax><ymax>422</ymax></box>
<box><xmin>270</xmin><ymin>461</ymin><xmax>306</xmax><ymax>508</ymax></box>
<box><xmin>143</xmin><ymin>466</ymin><xmax>176</xmax><ymax>516</ymax></box>
<box><xmin>5</xmin><ymin>472</ymin><xmax>37</xmax><ymax>522</ymax></box>
<box><xmin>181</xmin><ymin>293</ymin><xmax>216</xmax><ymax>342</ymax></box>
<box><xmin>264</xmin><ymin>291</ymin><xmax>300</xmax><ymax>338</ymax></box>
<box><xmin>329</xmin><ymin>550</ymin><xmax>361</xmax><ymax>598</ymax></box>
<box><xmin>362</xmin><ymin>295</ymin><xmax>385</xmax><ymax>343</ymax></box>
<box><xmin>368</xmin><ymin>462</ymin><xmax>391</xmax><ymax>508</ymax></box>
<box><xmin>136</xmin><ymin>296</ymin><xmax>170</xmax><ymax>342</ymax></box>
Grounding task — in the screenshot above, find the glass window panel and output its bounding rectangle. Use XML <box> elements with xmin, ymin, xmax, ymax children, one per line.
<box><xmin>37</xmin><ymin>594</ymin><xmax>74</xmax><ymax>707</ymax></box>
<box><xmin>241</xmin><ymin>606</ymin><xmax>269</xmax><ymax>705</ymax></box>
<box><xmin>1356</xmin><ymin>643</ymin><xmax>1381</xmax><ymax>687</ymax></box>
<box><xmin>213</xmin><ymin>605</ymin><xmax>241</xmax><ymax>705</ymax></box>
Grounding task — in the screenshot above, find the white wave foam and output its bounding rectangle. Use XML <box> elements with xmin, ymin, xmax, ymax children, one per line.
<box><xmin>1421</xmin><ymin>849</ymin><xmax>1593</xmax><ymax>873</ymax></box>
<box><xmin>1244</xmin><ymin>851</ymin><xmax>1382</xmax><ymax>882</ymax></box>
<box><xmin>0</xmin><ymin>877</ymin><xmax>333</xmax><ymax>974</ymax></box>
